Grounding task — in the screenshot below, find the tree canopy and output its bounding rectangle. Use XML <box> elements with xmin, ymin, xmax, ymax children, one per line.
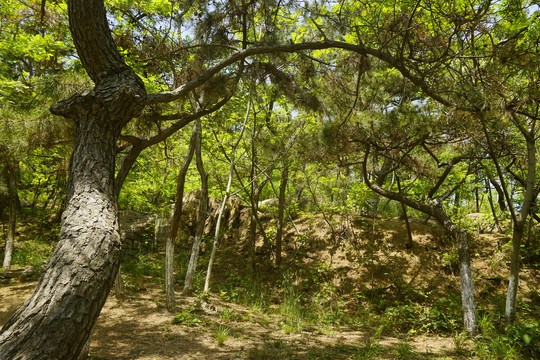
<box><xmin>0</xmin><ymin>0</ymin><xmax>539</xmax><ymax>358</ymax></box>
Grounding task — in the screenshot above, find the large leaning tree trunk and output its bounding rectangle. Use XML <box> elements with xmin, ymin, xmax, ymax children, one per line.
<box><xmin>0</xmin><ymin>0</ymin><xmax>146</xmax><ymax>358</ymax></box>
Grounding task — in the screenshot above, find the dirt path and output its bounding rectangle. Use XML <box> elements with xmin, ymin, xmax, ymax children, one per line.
<box><xmin>1</xmin><ymin>281</ymin><xmax>461</xmax><ymax>359</ymax></box>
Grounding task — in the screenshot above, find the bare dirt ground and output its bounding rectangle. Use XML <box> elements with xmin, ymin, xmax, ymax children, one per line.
<box><xmin>1</xmin><ymin>215</ymin><xmax>539</xmax><ymax>359</ymax></box>
<box><xmin>1</xmin><ymin>280</ymin><xmax>458</xmax><ymax>359</ymax></box>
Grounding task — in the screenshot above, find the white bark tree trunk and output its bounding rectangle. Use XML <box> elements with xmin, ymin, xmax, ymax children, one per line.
<box><xmin>2</xmin><ymin>162</ymin><xmax>17</xmax><ymax>271</ymax></box>
<box><xmin>455</xmin><ymin>228</ymin><xmax>477</xmax><ymax>333</ymax></box>
<box><xmin>204</xmin><ymin>102</ymin><xmax>249</xmax><ymax>292</ymax></box>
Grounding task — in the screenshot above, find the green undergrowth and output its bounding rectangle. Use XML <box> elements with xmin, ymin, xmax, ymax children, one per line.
<box><xmin>4</xmin><ymin>209</ymin><xmax>540</xmax><ymax>359</ymax></box>
<box><xmin>209</xmin><ymin>267</ymin><xmax>540</xmax><ymax>359</ymax></box>
<box><xmin>116</xmin><ymin>237</ymin><xmax>539</xmax><ymax>359</ymax></box>
<box><xmin>171</xmin><ymin>304</ymin><xmax>210</xmax><ymax>326</ymax></box>
<box><xmin>0</xmin><ymin>209</ymin><xmax>56</xmax><ymax>276</ymax></box>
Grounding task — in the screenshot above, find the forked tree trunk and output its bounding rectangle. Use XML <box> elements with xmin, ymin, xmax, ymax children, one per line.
<box><xmin>183</xmin><ymin>120</ymin><xmax>208</xmax><ymax>296</ymax></box>
<box><xmin>0</xmin><ymin>0</ymin><xmax>146</xmax><ymax>358</ymax></box>
<box><xmin>165</xmin><ymin>123</ymin><xmax>197</xmax><ymax>311</ymax></box>
<box><xmin>2</xmin><ymin>162</ymin><xmax>18</xmax><ymax>271</ymax></box>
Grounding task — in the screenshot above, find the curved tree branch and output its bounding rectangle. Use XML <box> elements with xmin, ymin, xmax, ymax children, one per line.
<box><xmin>115</xmin><ymin>96</ymin><xmax>230</xmax><ymax>195</ymax></box>
<box><xmin>146</xmin><ymin>40</ymin><xmax>465</xmax><ymax>111</ymax></box>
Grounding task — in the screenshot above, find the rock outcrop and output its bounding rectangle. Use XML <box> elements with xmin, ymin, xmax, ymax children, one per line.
<box><xmin>119</xmin><ymin>190</ymin><xmax>244</xmax><ymax>251</ymax></box>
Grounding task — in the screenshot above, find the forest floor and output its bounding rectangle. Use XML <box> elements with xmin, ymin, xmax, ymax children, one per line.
<box><xmin>1</xmin><ymin>280</ymin><xmax>459</xmax><ymax>359</ymax></box>
<box><xmin>1</xmin><ymin>212</ymin><xmax>539</xmax><ymax>359</ymax></box>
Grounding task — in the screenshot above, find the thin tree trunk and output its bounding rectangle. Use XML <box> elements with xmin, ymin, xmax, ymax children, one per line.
<box><xmin>505</xmin><ymin>222</ymin><xmax>524</xmax><ymax>324</ymax></box>
<box><xmin>204</xmin><ymin>102</ymin><xmax>249</xmax><ymax>292</ymax></box>
<box><xmin>480</xmin><ymin>115</ymin><xmax>537</xmax><ymax>326</ymax></box>
<box><xmin>505</xmin><ymin>133</ymin><xmax>537</xmax><ymax>325</ymax></box>
<box><xmin>248</xmin><ymin>209</ymin><xmax>257</xmax><ymax>274</ymax></box>
<box><xmin>275</xmin><ymin>163</ymin><xmax>289</xmax><ymax>266</ymax></box>
<box><xmin>396</xmin><ymin>174</ymin><xmax>413</xmax><ymax>249</ymax></box>
<box><xmin>247</xmin><ymin>184</ymin><xmax>263</xmax><ymax>274</ymax></box>
<box><xmin>183</xmin><ymin>119</ymin><xmax>208</xmax><ymax>296</ymax></box>
<box><xmin>485</xmin><ymin>178</ymin><xmax>502</xmax><ymax>233</ymax></box>
<box><xmin>165</xmin><ymin>123</ymin><xmax>197</xmax><ymax>311</ymax></box>
<box><xmin>455</xmin><ymin>228</ymin><xmax>477</xmax><ymax>333</ymax></box>
<box><xmin>114</xmin><ymin>267</ymin><xmax>124</xmax><ymax>300</ymax></box>
<box><xmin>474</xmin><ymin>187</ymin><xmax>480</xmax><ymax>213</ymax></box>
<box><xmin>246</xmin><ymin>112</ymin><xmax>263</xmax><ymax>272</ymax></box>
<box><xmin>2</xmin><ymin>162</ymin><xmax>18</xmax><ymax>271</ymax></box>
<box><xmin>203</xmin><ymin>191</ymin><xmax>229</xmax><ymax>293</ymax></box>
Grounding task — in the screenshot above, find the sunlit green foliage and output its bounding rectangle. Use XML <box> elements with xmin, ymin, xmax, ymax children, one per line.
<box><xmin>1</xmin><ymin>1</ymin><xmax>539</xmax><ymax>356</ymax></box>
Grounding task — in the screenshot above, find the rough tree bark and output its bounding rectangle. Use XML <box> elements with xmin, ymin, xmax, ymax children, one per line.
<box><xmin>2</xmin><ymin>161</ymin><xmax>18</xmax><ymax>271</ymax></box>
<box><xmin>0</xmin><ymin>0</ymin><xmax>504</xmax><ymax>354</ymax></box>
<box><xmin>0</xmin><ymin>0</ymin><xmax>146</xmax><ymax>358</ymax></box>
<box><xmin>166</xmin><ymin>123</ymin><xmax>197</xmax><ymax>311</ymax></box>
